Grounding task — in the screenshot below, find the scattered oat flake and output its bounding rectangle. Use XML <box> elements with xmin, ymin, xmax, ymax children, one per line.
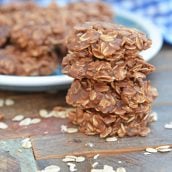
<box><xmin>67</xmin><ymin>162</ymin><xmax>77</xmax><ymax>172</ymax></box>
<box><xmin>63</xmin><ymin>155</ymin><xmax>85</xmax><ymax>163</ymax></box>
<box><xmin>50</xmin><ymin>110</ymin><xmax>67</xmax><ymax>118</ymax></box>
<box><xmin>0</xmin><ymin>122</ymin><xmax>8</xmax><ymax>129</ymax></box>
<box><xmin>60</xmin><ymin>125</ymin><xmax>68</xmax><ymax>132</ymax></box>
<box><xmin>39</xmin><ymin>109</ymin><xmax>51</xmax><ymax>118</ymax></box>
<box><xmin>62</xmin><ymin>157</ymin><xmax>76</xmax><ymax>162</ymax></box>
<box><xmin>43</xmin><ymin>165</ymin><xmax>60</xmax><ymax>172</ymax></box>
<box><xmin>164</xmin><ymin>122</ymin><xmax>172</xmax><ymax>129</ymax></box>
<box><xmin>21</xmin><ymin>138</ymin><xmax>32</xmax><ymax>149</ymax></box>
<box><xmin>116</xmin><ymin>167</ymin><xmax>126</xmax><ymax>172</ymax></box>
<box><xmin>30</xmin><ymin>118</ymin><xmax>41</xmax><ymax>124</ymax></box>
<box><xmin>18</xmin><ymin>149</ymin><xmax>22</xmax><ymax>153</ymax></box>
<box><xmin>70</xmin><ymin>167</ymin><xmax>77</xmax><ymax>172</ymax></box>
<box><xmin>106</xmin><ymin>136</ymin><xmax>118</xmax><ymax>142</ymax></box>
<box><xmin>67</xmin><ymin>162</ymin><xmax>76</xmax><ymax>167</ymax></box>
<box><xmin>156</xmin><ymin>145</ymin><xmax>171</xmax><ymax>150</ymax></box>
<box><xmin>19</xmin><ymin>118</ymin><xmax>31</xmax><ymax>126</ymax></box>
<box><xmin>65</xmin><ymin>155</ymin><xmax>77</xmax><ymax>159</ymax></box>
<box><xmin>0</xmin><ymin>99</ymin><xmax>4</xmax><ymax>107</ymax></box>
<box><xmin>85</xmin><ymin>142</ymin><xmax>94</xmax><ymax>147</ymax></box>
<box><xmin>67</xmin><ymin>128</ymin><xmax>78</xmax><ymax>133</ymax></box>
<box><xmin>22</xmin><ymin>138</ymin><xmax>30</xmax><ymax>143</ymax></box>
<box><xmin>92</xmin><ymin>162</ymin><xmax>99</xmax><ymax>168</ymax></box>
<box><xmin>103</xmin><ymin>165</ymin><xmax>114</xmax><ymax>171</ymax></box>
<box><xmin>12</xmin><ymin>115</ymin><xmax>24</xmax><ymax>121</ymax></box>
<box><xmin>76</xmin><ymin>156</ymin><xmax>85</xmax><ymax>162</ymax></box>
<box><xmin>156</xmin><ymin>145</ymin><xmax>172</xmax><ymax>153</ymax></box>
<box><xmin>144</xmin><ymin>152</ymin><xmax>151</xmax><ymax>155</ymax></box>
<box><xmin>158</xmin><ymin>148</ymin><xmax>172</xmax><ymax>153</ymax></box>
<box><xmin>145</xmin><ymin>147</ymin><xmax>157</xmax><ymax>153</ymax></box>
<box><xmin>150</xmin><ymin>112</ymin><xmax>158</xmax><ymax>122</ymax></box>
<box><xmin>5</xmin><ymin>99</ymin><xmax>15</xmax><ymax>106</ymax></box>
<box><xmin>93</xmin><ymin>154</ymin><xmax>100</xmax><ymax>160</ymax></box>
<box><xmin>118</xmin><ymin>161</ymin><xmax>122</xmax><ymax>164</ymax></box>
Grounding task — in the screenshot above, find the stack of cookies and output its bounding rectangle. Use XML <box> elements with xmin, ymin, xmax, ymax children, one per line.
<box><xmin>62</xmin><ymin>22</ymin><xmax>158</xmax><ymax>138</ymax></box>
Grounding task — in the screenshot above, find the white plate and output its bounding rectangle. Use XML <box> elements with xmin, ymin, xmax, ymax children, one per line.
<box><xmin>0</xmin><ymin>10</ymin><xmax>163</xmax><ymax>91</ymax></box>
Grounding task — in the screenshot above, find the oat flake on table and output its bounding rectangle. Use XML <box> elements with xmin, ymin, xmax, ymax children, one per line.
<box><xmin>150</xmin><ymin>112</ymin><xmax>158</xmax><ymax>122</ymax></box>
<box><xmin>60</xmin><ymin>125</ymin><xmax>68</xmax><ymax>132</ymax></box>
<box><xmin>5</xmin><ymin>98</ymin><xmax>15</xmax><ymax>106</ymax></box>
<box><xmin>116</xmin><ymin>167</ymin><xmax>126</xmax><ymax>172</ymax></box>
<box><xmin>156</xmin><ymin>145</ymin><xmax>172</xmax><ymax>153</ymax></box>
<box><xmin>105</xmin><ymin>136</ymin><xmax>118</xmax><ymax>142</ymax></box>
<box><xmin>75</xmin><ymin>156</ymin><xmax>85</xmax><ymax>162</ymax></box>
<box><xmin>66</xmin><ymin>127</ymin><xmax>78</xmax><ymax>133</ymax></box>
<box><xmin>0</xmin><ymin>122</ymin><xmax>8</xmax><ymax>129</ymax></box>
<box><xmin>164</xmin><ymin>122</ymin><xmax>172</xmax><ymax>129</ymax></box>
<box><xmin>91</xmin><ymin>165</ymin><xmax>115</xmax><ymax>172</ymax></box>
<box><xmin>12</xmin><ymin>115</ymin><xmax>24</xmax><ymax>121</ymax></box>
<box><xmin>85</xmin><ymin>142</ymin><xmax>94</xmax><ymax>147</ymax></box>
<box><xmin>19</xmin><ymin>118</ymin><xmax>32</xmax><ymax>126</ymax></box>
<box><xmin>67</xmin><ymin>162</ymin><xmax>77</xmax><ymax>172</ymax></box>
<box><xmin>93</xmin><ymin>154</ymin><xmax>100</xmax><ymax>160</ymax></box>
<box><xmin>40</xmin><ymin>165</ymin><xmax>60</xmax><ymax>172</ymax></box>
<box><xmin>21</xmin><ymin>138</ymin><xmax>32</xmax><ymax>149</ymax></box>
<box><xmin>145</xmin><ymin>147</ymin><xmax>157</xmax><ymax>153</ymax></box>
<box><xmin>39</xmin><ymin>109</ymin><xmax>52</xmax><ymax>118</ymax></box>
<box><xmin>30</xmin><ymin>118</ymin><xmax>41</xmax><ymax>124</ymax></box>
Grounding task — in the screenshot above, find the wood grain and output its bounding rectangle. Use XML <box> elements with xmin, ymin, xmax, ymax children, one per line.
<box><xmin>0</xmin><ymin>152</ymin><xmax>21</xmax><ymax>172</ymax></box>
<box><xmin>0</xmin><ymin>91</ymin><xmax>66</xmax><ymax>119</ymax></box>
<box><xmin>37</xmin><ymin>157</ymin><xmax>91</xmax><ymax>172</ymax></box>
<box><xmin>31</xmin><ymin>105</ymin><xmax>172</xmax><ymax>160</ymax></box>
<box><xmin>37</xmin><ymin>151</ymin><xmax>172</xmax><ymax>172</ymax></box>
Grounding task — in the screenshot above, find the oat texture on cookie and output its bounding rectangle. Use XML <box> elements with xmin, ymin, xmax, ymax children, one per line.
<box><xmin>62</xmin><ymin>21</ymin><xmax>158</xmax><ymax>138</ymax></box>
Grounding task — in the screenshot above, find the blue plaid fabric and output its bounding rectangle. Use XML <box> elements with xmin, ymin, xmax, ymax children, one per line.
<box><xmin>1</xmin><ymin>0</ymin><xmax>171</xmax><ymax>43</ymax></box>
<box><xmin>105</xmin><ymin>0</ymin><xmax>172</xmax><ymax>44</ymax></box>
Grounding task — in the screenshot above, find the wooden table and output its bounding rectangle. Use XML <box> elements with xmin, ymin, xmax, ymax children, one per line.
<box><xmin>0</xmin><ymin>45</ymin><xmax>172</xmax><ymax>172</ymax></box>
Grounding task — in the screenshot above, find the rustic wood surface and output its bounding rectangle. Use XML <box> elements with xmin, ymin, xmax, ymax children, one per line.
<box><xmin>0</xmin><ymin>44</ymin><xmax>172</xmax><ymax>172</ymax></box>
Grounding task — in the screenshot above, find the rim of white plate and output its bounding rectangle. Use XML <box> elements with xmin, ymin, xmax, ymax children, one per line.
<box><xmin>114</xmin><ymin>7</ymin><xmax>163</xmax><ymax>61</ymax></box>
<box><xmin>0</xmin><ymin>9</ymin><xmax>163</xmax><ymax>87</ymax></box>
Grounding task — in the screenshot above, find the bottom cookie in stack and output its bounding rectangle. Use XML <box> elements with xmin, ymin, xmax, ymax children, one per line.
<box><xmin>0</xmin><ymin>46</ymin><xmax>58</xmax><ymax>76</ymax></box>
<box><xmin>68</xmin><ymin>108</ymin><xmax>154</xmax><ymax>138</ymax></box>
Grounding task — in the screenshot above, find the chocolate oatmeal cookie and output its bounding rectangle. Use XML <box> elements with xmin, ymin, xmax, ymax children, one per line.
<box><xmin>0</xmin><ymin>46</ymin><xmax>58</xmax><ymax>76</ymax></box>
<box><xmin>67</xmin><ymin>22</ymin><xmax>151</xmax><ymax>61</ymax></box>
<box><xmin>11</xmin><ymin>6</ymin><xmax>65</xmax><ymax>57</ymax></box>
<box><xmin>63</xmin><ymin>21</ymin><xmax>158</xmax><ymax>138</ymax></box>
<box><xmin>69</xmin><ymin>108</ymin><xmax>152</xmax><ymax>138</ymax></box>
<box><xmin>62</xmin><ymin>53</ymin><xmax>155</xmax><ymax>82</ymax></box>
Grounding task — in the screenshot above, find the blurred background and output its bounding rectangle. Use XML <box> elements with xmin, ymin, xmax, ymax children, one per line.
<box><xmin>0</xmin><ymin>0</ymin><xmax>171</xmax><ymax>44</ymax></box>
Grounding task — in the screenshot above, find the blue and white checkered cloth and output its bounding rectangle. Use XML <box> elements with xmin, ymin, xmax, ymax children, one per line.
<box><xmin>105</xmin><ymin>0</ymin><xmax>172</xmax><ymax>44</ymax></box>
<box><xmin>1</xmin><ymin>0</ymin><xmax>172</xmax><ymax>44</ymax></box>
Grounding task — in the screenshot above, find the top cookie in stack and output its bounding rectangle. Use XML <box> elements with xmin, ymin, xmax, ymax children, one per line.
<box><xmin>63</xmin><ymin>22</ymin><xmax>154</xmax><ymax>82</ymax></box>
<box><xmin>62</xmin><ymin>21</ymin><xmax>158</xmax><ymax>138</ymax></box>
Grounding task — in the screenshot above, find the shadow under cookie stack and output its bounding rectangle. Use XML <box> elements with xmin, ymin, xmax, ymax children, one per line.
<box><xmin>62</xmin><ymin>21</ymin><xmax>158</xmax><ymax>138</ymax></box>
